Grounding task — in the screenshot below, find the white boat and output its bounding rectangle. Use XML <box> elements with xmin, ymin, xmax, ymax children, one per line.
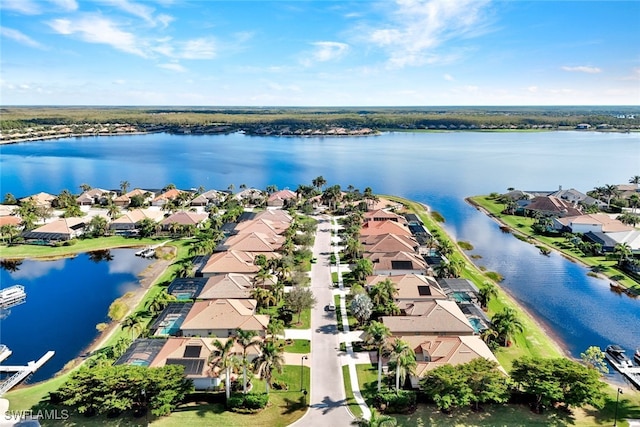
<box><xmin>0</xmin><ymin>285</ymin><xmax>26</xmax><ymax>308</ymax></box>
<box><xmin>634</xmin><ymin>348</ymin><xmax>640</xmax><ymax>366</ymax></box>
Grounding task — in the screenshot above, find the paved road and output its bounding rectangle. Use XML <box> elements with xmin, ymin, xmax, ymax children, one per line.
<box><xmin>292</xmin><ymin>216</ymin><xmax>353</xmax><ymax>427</ymax></box>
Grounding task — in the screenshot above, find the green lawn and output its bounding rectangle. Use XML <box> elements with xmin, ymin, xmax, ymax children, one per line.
<box><xmin>289</xmin><ymin>308</ymin><xmax>311</xmax><ymax>330</ymax></box>
<box><xmin>0</xmin><ymin>236</ymin><xmax>162</xmax><ymax>259</ymax></box>
<box><xmin>469</xmin><ymin>195</ymin><xmax>639</xmax><ymax>292</ymax></box>
<box><xmin>341</xmin><ymin>365</ymin><xmax>362</xmax><ymax>419</ymax></box>
<box><xmin>383</xmin><ymin>195</ymin><xmax>563</xmax><ymax>369</ymax></box>
<box><xmin>284</xmin><ymin>339</ymin><xmax>310</xmax><ymax>354</ymax></box>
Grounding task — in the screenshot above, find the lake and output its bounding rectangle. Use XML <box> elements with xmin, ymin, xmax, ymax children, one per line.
<box><xmin>0</xmin><ymin>249</ymin><xmax>153</xmax><ymax>383</ymax></box>
<box><xmin>1</xmin><ymin>130</ymin><xmax>639</xmax><ymax>382</ymax></box>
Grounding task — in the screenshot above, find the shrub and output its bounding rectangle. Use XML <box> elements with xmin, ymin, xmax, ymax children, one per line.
<box><xmin>271</xmin><ymin>380</ymin><xmax>288</xmax><ymax>390</ymax></box>
<box><xmin>374</xmin><ymin>389</ymin><xmax>417</xmax><ymax>414</ymax></box>
<box><xmin>227</xmin><ymin>393</ymin><xmax>269</xmax><ymax>412</ymax></box>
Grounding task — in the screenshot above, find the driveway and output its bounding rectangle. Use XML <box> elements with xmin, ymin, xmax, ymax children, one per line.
<box><xmin>290</xmin><ymin>215</ymin><xmax>354</xmax><ymax>426</ymax></box>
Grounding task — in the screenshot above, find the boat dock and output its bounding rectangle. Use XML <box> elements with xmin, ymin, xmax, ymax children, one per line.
<box><xmin>135</xmin><ymin>247</ymin><xmax>156</xmax><ymax>258</ymax></box>
<box><xmin>0</xmin><ymin>350</ymin><xmax>55</xmax><ymax>396</ymax></box>
<box><xmin>0</xmin><ymin>345</ymin><xmax>12</xmax><ymax>363</ymax></box>
<box><xmin>605</xmin><ymin>345</ymin><xmax>640</xmax><ymax>391</ymax></box>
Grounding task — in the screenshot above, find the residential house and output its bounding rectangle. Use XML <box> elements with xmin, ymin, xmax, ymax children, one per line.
<box><xmin>553</xmin><ymin>214</ymin><xmax>632</xmax><ymax>234</ymax></box>
<box><xmin>365</xmin><ymin>274</ymin><xmax>447</xmax><ymax>304</ymax></box>
<box><xmin>0</xmin><ymin>215</ymin><xmax>21</xmax><ymax>228</ymax></box>
<box><xmin>234</xmin><ymin>188</ymin><xmax>265</xmax><ymax>206</ymax></box>
<box><xmin>523</xmin><ymin>195</ymin><xmax>582</xmax><ymax>217</ymax></box>
<box><xmin>216</xmin><ymin>232</ymin><xmax>284</xmax><ymax>253</ymax></box>
<box><xmin>167</xmin><ymin>278</ymin><xmax>207</xmax><ymax>300</ymax></box>
<box><xmin>22</xmin><ymin>217</ymin><xmax>86</xmax><ymax>241</ymax></box>
<box><xmin>149</xmin><ymin>303</ymin><xmax>194</xmax><ymax>337</ymax></box>
<box><xmin>267</xmin><ymin>189</ymin><xmax>297</xmax><ymax>207</ymax></box>
<box><xmin>364</xmin><ymin>209</ymin><xmax>408</xmax><ymax>224</ymax></box>
<box><xmin>548</xmin><ymin>187</ymin><xmax>604</xmax><ymax>208</ymax></box>
<box><xmin>109</xmin><ymin>208</ymin><xmax>164</xmax><ymax>231</ymax></box>
<box><xmin>197</xmin><ymin>274</ymin><xmax>253</xmax><ymax>300</ymax></box>
<box><xmin>114</xmin><ymin>189</ymin><xmax>154</xmax><ymax>207</ymax></box>
<box><xmin>76</xmin><ymin>188</ymin><xmax>115</xmax><ymax>206</ymax></box>
<box><xmin>19</xmin><ymin>192</ymin><xmax>56</xmax><ymax>208</ymax></box>
<box><xmin>437</xmin><ymin>278</ymin><xmax>480</xmax><ymax>304</ymax></box>
<box><xmin>364</xmin><ymin>251</ymin><xmax>428</xmax><ymax>275</ymax></box>
<box><xmin>190</xmin><ymin>189</ymin><xmax>226</xmax><ymax>207</ymax></box>
<box><xmin>253</xmin><ymin>209</ymin><xmax>293</xmax><ymax>224</ymax></box>
<box><xmin>361</xmin><ymin>233</ymin><xmax>419</xmax><ymax>254</ymax></box>
<box><xmin>180</xmin><ymin>299</ymin><xmax>270</xmax><ymax>337</ymax></box>
<box><xmin>381</xmin><ymin>299</ymin><xmax>475</xmax><ymax>336</ymax></box>
<box><xmin>198</xmin><ymin>250</ymin><xmax>280</xmax><ymax>277</ymax></box>
<box><xmin>585</xmin><ymin>229</ymin><xmax>640</xmax><ymax>253</ymax></box>
<box><xmin>160</xmin><ymin>211</ymin><xmax>208</xmax><ymax>231</ymax></box>
<box><xmin>232</xmin><ymin>218</ymin><xmax>290</xmax><ymax>235</ymax></box>
<box><xmin>152</xmin><ymin>189</ymin><xmax>183</xmax><ymax>207</ymax></box>
<box><xmin>396</xmin><ymin>335</ymin><xmax>504</xmax><ymax>388</ymax></box>
<box><xmin>149</xmin><ymin>337</ymin><xmax>218</xmax><ymax>389</ymax></box>
<box><xmin>359</xmin><ymin>220</ymin><xmax>412</xmax><ymax>237</ymax></box>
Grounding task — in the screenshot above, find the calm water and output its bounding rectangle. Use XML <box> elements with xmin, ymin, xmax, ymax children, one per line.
<box><xmin>1</xmin><ymin>131</ymin><xmax>639</xmax><ymax>381</ymax></box>
<box><xmin>0</xmin><ymin>249</ymin><xmax>152</xmax><ymax>382</ymax></box>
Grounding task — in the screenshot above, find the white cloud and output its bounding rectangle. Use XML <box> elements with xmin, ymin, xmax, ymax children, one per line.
<box><xmin>301</xmin><ymin>41</ymin><xmax>349</xmax><ymax>66</ymax></box>
<box><xmin>47</xmin><ymin>0</ymin><xmax>78</xmax><ymax>11</ymax></box>
<box><xmin>366</xmin><ymin>0</ymin><xmax>492</xmax><ymax>68</ymax></box>
<box><xmin>158</xmin><ymin>62</ymin><xmax>187</xmax><ymax>72</ymax></box>
<box><xmin>1</xmin><ymin>0</ymin><xmax>41</xmax><ymax>14</ymax></box>
<box><xmin>443</xmin><ymin>73</ymin><xmax>454</xmax><ymax>81</ymax></box>
<box><xmin>48</xmin><ymin>15</ymin><xmax>147</xmax><ymax>57</ymax></box>
<box><xmin>180</xmin><ymin>38</ymin><xmax>217</xmax><ymax>59</ymax></box>
<box><xmin>100</xmin><ymin>0</ymin><xmax>174</xmax><ymax>28</ymax></box>
<box><xmin>561</xmin><ymin>65</ymin><xmax>602</xmax><ymax>74</ymax></box>
<box><xmin>528</xmin><ymin>86</ymin><xmax>538</xmax><ymax>93</ymax></box>
<box><xmin>0</xmin><ymin>28</ymin><xmax>45</xmax><ymax>49</ymax></box>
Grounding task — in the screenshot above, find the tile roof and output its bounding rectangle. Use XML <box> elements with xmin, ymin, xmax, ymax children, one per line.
<box><xmin>181</xmin><ymin>299</ymin><xmax>269</xmax><ymax>332</ymax></box>
<box><xmin>360</xmin><ymin>220</ymin><xmax>412</xmax><ymax>236</ymax></box>
<box><xmin>110</xmin><ymin>208</ymin><xmax>164</xmax><ymax>225</ymax></box>
<box><xmin>364</xmin><ymin>251</ymin><xmax>427</xmax><ymax>271</ymax></box>
<box><xmin>19</xmin><ymin>192</ymin><xmax>56</xmax><ymax>206</ymax></box>
<box><xmin>152</xmin><ymin>188</ymin><xmax>182</xmax><ymax>203</ymax></box>
<box><xmin>366</xmin><ymin>274</ymin><xmax>446</xmax><ymax>301</ymax></box>
<box><xmin>364</xmin><ymin>209</ymin><xmax>408</xmax><ymax>224</ymax></box>
<box><xmin>558</xmin><ymin>214</ymin><xmax>633</xmax><ymax>233</ymax></box>
<box><xmin>382</xmin><ymin>300</ymin><xmax>474</xmax><ymax>335</ymax></box>
<box><xmin>524</xmin><ymin>196</ymin><xmax>582</xmax><ymax>216</ymax></box>
<box><xmin>161</xmin><ymin>211</ymin><xmax>209</xmax><ymax>226</ymax></box>
<box><xmin>219</xmin><ymin>232</ymin><xmax>284</xmax><ymax>252</ymax></box>
<box><xmin>361</xmin><ymin>233</ymin><xmax>418</xmax><ymax>253</ymax></box>
<box><xmin>233</xmin><ymin>218</ymin><xmax>290</xmax><ymax>235</ymax></box>
<box><xmin>198</xmin><ymin>274</ymin><xmax>253</xmax><ymax>299</ymax></box>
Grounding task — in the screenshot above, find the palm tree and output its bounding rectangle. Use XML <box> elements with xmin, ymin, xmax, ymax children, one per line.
<box><xmin>106</xmin><ymin>202</ymin><xmax>120</xmax><ymax>220</ymax></box>
<box><xmin>436</xmin><ymin>240</ymin><xmax>454</xmax><ymax>258</ymax></box>
<box><xmin>491</xmin><ymin>307</ymin><xmax>524</xmax><ymax>347</ymax></box>
<box><xmin>121</xmin><ymin>311</ymin><xmax>149</xmax><ymax>340</ymax></box>
<box><xmin>146</xmin><ymin>291</ymin><xmax>175</xmax><ymax>314</ymax></box>
<box><xmin>312</xmin><ymin>175</ymin><xmax>326</xmax><ymax>190</ymax></box>
<box><xmin>173</xmin><ymin>261</ymin><xmax>194</xmax><ymax>279</ymax></box>
<box><xmin>629</xmin><ymin>194</ymin><xmax>640</xmax><ymax>214</ymax></box>
<box><xmin>352</xmin><ymin>258</ymin><xmax>374</xmax><ymax>282</ymax></box>
<box><xmin>603</xmin><ymin>184</ymin><xmax>620</xmax><ymax>208</ymax></box>
<box><xmin>388</xmin><ymin>339</ymin><xmax>416</xmax><ymax>392</ymax></box>
<box><xmin>352</xmin><ymin>407</ymin><xmax>397</xmax><ymax>427</ymax></box>
<box><xmin>629</xmin><ymin>175</ymin><xmax>640</xmax><ymax>184</ymax></box>
<box><xmin>254</xmin><ymin>267</ymin><xmax>274</xmax><ymax>288</ymax></box>
<box><xmin>113</xmin><ymin>336</ymin><xmax>132</xmax><ymax>359</ymax></box>
<box><xmin>266</xmin><ymin>319</ymin><xmax>285</xmax><ymax>343</ymax></box>
<box><xmin>254</xmin><ymin>340</ymin><xmax>285</xmax><ymax>394</ymax></box>
<box><xmin>236</xmin><ymin>329</ymin><xmax>258</xmax><ymax>394</ymax></box>
<box><xmin>120</xmin><ymin>180</ymin><xmax>130</xmax><ymax>195</ymax></box>
<box><xmin>0</xmin><ymin>224</ymin><xmax>20</xmax><ymax>245</ymax></box>
<box><xmin>364</xmin><ymin>321</ymin><xmax>391</xmax><ymax>392</ymax></box>
<box><xmin>478</xmin><ymin>282</ymin><xmax>498</xmax><ymax>310</ymax></box>
<box><xmin>211</xmin><ymin>337</ymin><xmax>238</xmax><ymax>400</ymax></box>
<box><xmin>613</xmin><ymin>243</ymin><xmax>632</xmax><ymax>266</ymax></box>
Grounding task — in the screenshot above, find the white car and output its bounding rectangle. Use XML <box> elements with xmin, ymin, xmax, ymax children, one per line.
<box><xmin>327</xmin><ymin>303</ymin><xmax>336</xmax><ymax>311</ymax></box>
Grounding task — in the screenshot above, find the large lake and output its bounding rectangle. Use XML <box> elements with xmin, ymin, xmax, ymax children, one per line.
<box><xmin>1</xmin><ymin>131</ymin><xmax>639</xmax><ymax>382</ymax></box>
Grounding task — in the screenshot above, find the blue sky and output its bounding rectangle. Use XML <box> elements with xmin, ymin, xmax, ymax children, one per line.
<box><xmin>1</xmin><ymin>0</ymin><xmax>639</xmax><ymax>106</ymax></box>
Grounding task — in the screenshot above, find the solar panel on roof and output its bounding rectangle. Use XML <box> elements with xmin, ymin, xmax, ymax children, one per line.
<box><xmin>391</xmin><ymin>260</ymin><xmax>413</xmax><ymax>269</ymax></box>
<box><xmin>184</xmin><ymin>345</ymin><xmax>202</xmax><ymax>358</ymax></box>
<box><xmin>166</xmin><ymin>358</ymin><xmax>205</xmax><ymax>375</ymax></box>
<box><xmin>417</xmin><ymin>286</ymin><xmax>431</xmax><ymax>296</ymax></box>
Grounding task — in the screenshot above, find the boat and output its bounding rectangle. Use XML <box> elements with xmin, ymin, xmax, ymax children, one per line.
<box><xmin>635</xmin><ymin>348</ymin><xmax>640</xmax><ymax>366</ymax></box>
<box><xmin>135</xmin><ymin>247</ymin><xmax>155</xmax><ymax>258</ymax></box>
<box><xmin>0</xmin><ymin>285</ymin><xmax>26</xmax><ymax>308</ymax></box>
<box><xmin>606</xmin><ymin>344</ymin><xmax>634</xmax><ymax>369</ymax></box>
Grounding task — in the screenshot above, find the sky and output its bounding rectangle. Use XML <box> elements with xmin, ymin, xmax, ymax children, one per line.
<box><xmin>1</xmin><ymin>0</ymin><xmax>639</xmax><ymax>106</ymax></box>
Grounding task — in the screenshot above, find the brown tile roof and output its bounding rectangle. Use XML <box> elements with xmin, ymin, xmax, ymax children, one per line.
<box><xmin>360</xmin><ymin>220</ymin><xmax>412</xmax><ymax>236</ymax></box>
<box><xmin>150</xmin><ymin>337</ymin><xmax>216</xmax><ymax>378</ymax></box>
<box><xmin>153</xmin><ymin>188</ymin><xmax>182</xmax><ymax>203</ymax></box>
<box><xmin>114</xmin><ymin>188</ymin><xmax>153</xmax><ymax>204</ymax></box>
<box><xmin>382</xmin><ymin>300</ymin><xmax>474</xmax><ymax>335</ymax></box>
<box><xmin>199</xmin><ymin>274</ymin><xmax>253</xmax><ymax>299</ymax></box>
<box><xmin>366</xmin><ymin>274</ymin><xmax>446</xmax><ymax>301</ymax></box>
<box><xmin>361</xmin><ymin>233</ymin><xmax>418</xmax><ymax>253</ymax></box>
<box><xmin>267</xmin><ymin>190</ymin><xmax>297</xmax><ymax>205</ymax></box>
<box><xmin>525</xmin><ymin>196</ymin><xmax>582</xmax><ymax>216</ymax></box>
<box><xmin>253</xmin><ymin>209</ymin><xmax>293</xmax><ymax>223</ymax></box>
<box><xmin>220</xmin><ymin>232</ymin><xmax>284</xmax><ymax>252</ymax></box>
<box><xmin>201</xmin><ymin>250</ymin><xmax>279</xmax><ymax>275</ymax></box>
<box><xmin>396</xmin><ymin>335</ymin><xmax>504</xmax><ymax>378</ymax></box>
<box><xmin>181</xmin><ymin>299</ymin><xmax>269</xmax><ymax>332</ymax></box>
<box><xmin>29</xmin><ymin>217</ymin><xmax>85</xmax><ymax>234</ymax></box>
<box><xmin>19</xmin><ymin>192</ymin><xmax>56</xmax><ymax>207</ymax></box>
<box><xmin>563</xmin><ymin>214</ymin><xmax>633</xmax><ymax>233</ymax></box>
<box><xmin>110</xmin><ymin>208</ymin><xmax>163</xmax><ymax>225</ymax></box>
<box><xmin>364</xmin><ymin>209</ymin><xmax>408</xmax><ymax>224</ymax></box>
<box><xmin>161</xmin><ymin>211</ymin><xmax>208</xmax><ymax>226</ymax></box>
<box><xmin>234</xmin><ymin>218</ymin><xmax>290</xmax><ymax>235</ymax></box>
<box><xmin>364</xmin><ymin>251</ymin><xmax>427</xmax><ymax>271</ymax></box>
<box><xmin>0</xmin><ymin>216</ymin><xmax>21</xmax><ymax>227</ymax></box>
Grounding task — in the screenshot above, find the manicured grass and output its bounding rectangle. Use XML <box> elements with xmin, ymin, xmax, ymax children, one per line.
<box><xmin>289</xmin><ymin>308</ymin><xmax>311</xmax><ymax>330</ymax></box>
<box><xmin>285</xmin><ymin>339</ymin><xmax>310</xmax><ymax>354</ymax></box>
<box><xmin>470</xmin><ymin>195</ymin><xmax>639</xmax><ymax>292</ymax></box>
<box><xmin>382</xmin><ymin>195</ymin><xmax>563</xmax><ymax>369</ymax></box>
<box><xmin>341</xmin><ymin>365</ymin><xmax>362</xmax><ymax>419</ymax></box>
<box><xmin>331</xmin><ymin>271</ymin><xmax>339</xmax><ymax>284</ymax></box>
<box><xmin>355</xmin><ymin>364</ymin><xmax>379</xmax><ymax>404</ymax></box>
<box><xmin>0</xmin><ymin>236</ymin><xmax>162</xmax><ymax>259</ymax></box>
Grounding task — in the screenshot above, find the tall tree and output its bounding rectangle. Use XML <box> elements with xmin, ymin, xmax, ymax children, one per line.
<box><xmin>211</xmin><ymin>337</ymin><xmax>238</xmax><ymax>401</ymax></box>
<box><xmin>121</xmin><ymin>311</ymin><xmax>149</xmax><ymax>340</ymax></box>
<box><xmin>364</xmin><ymin>321</ymin><xmax>392</xmax><ymax>392</ymax></box>
<box><xmin>312</xmin><ymin>175</ymin><xmax>326</xmax><ymax>190</ymax></box>
<box><xmin>491</xmin><ymin>307</ymin><xmax>524</xmax><ymax>347</ymax></box>
<box><xmin>580</xmin><ymin>346</ymin><xmax>609</xmax><ymax>375</ymax></box>
<box><xmin>235</xmin><ymin>329</ymin><xmax>258</xmax><ymax>394</ymax></box>
<box><xmin>352</xmin><ymin>258</ymin><xmax>374</xmax><ymax>282</ymax></box>
<box><xmin>463</xmin><ymin>358</ymin><xmax>510</xmax><ymax>411</ymax></box>
<box><xmin>253</xmin><ymin>340</ymin><xmax>285</xmax><ymax>394</ymax></box>
<box><xmin>285</xmin><ymin>286</ymin><xmax>317</xmax><ymax>324</ymax></box>
<box><xmin>478</xmin><ymin>282</ymin><xmax>498</xmax><ymax>310</ymax></box>
<box><xmin>120</xmin><ymin>180</ymin><xmax>130</xmax><ymax>195</ymax></box>
<box><xmin>350</xmin><ymin>293</ymin><xmax>373</xmax><ymax>326</ymax></box>
<box><xmin>420</xmin><ymin>364</ymin><xmax>472</xmax><ymax>412</ymax></box>
<box><xmin>388</xmin><ymin>339</ymin><xmax>416</xmax><ymax>392</ymax></box>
